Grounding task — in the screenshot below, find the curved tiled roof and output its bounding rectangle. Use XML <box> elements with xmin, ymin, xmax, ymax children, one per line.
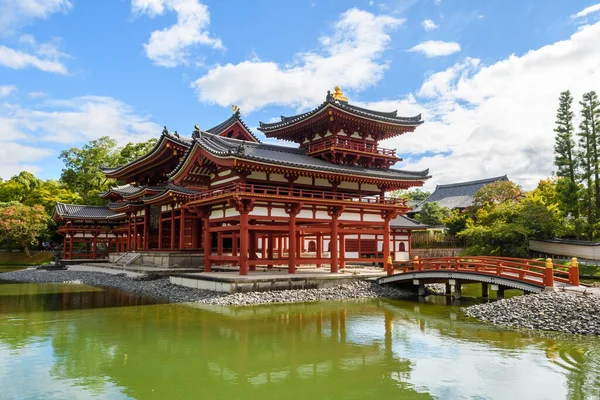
<box><xmin>100</xmin><ymin>131</ymin><xmax>191</xmax><ymax>175</ymax></box>
<box><xmin>143</xmin><ymin>183</ymin><xmax>200</xmax><ymax>202</ymax></box>
<box><xmin>413</xmin><ymin>175</ymin><xmax>509</xmax><ymax>211</ymax></box>
<box><xmin>259</xmin><ymin>91</ymin><xmax>423</xmax><ymax>132</ymax></box>
<box><xmin>390</xmin><ymin>215</ymin><xmax>427</xmax><ymax>230</ymax></box>
<box><xmin>99</xmin><ymin>184</ymin><xmax>143</xmax><ymax>198</ymax></box>
<box><xmin>169</xmin><ymin>132</ymin><xmax>430</xmax><ymax>182</ymax></box>
<box><xmin>53</xmin><ymin>202</ymin><xmax>118</xmax><ymax>220</ymax></box>
<box><xmin>206</xmin><ymin>110</ymin><xmax>260</xmax><ymax>143</ymax></box>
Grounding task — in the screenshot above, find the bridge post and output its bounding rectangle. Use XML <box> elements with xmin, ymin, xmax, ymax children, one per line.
<box><xmin>543</xmin><ymin>258</ymin><xmax>555</xmax><ymax>288</ymax></box>
<box><xmin>413</xmin><ymin>256</ymin><xmax>419</xmax><ymax>271</ymax></box>
<box><xmin>570</xmin><ymin>257</ymin><xmax>580</xmax><ymax>286</ymax></box>
<box><xmin>496</xmin><ymin>286</ymin><xmax>505</xmax><ymax>300</ymax></box>
<box><xmin>482</xmin><ymin>282</ymin><xmax>489</xmax><ymax>298</ymax></box>
<box><xmin>386</xmin><ymin>256</ymin><xmax>393</xmax><ymax>276</ymax></box>
<box><xmin>454</xmin><ymin>282</ymin><xmax>462</xmax><ymax>300</ymax></box>
<box><xmin>445</xmin><ymin>282</ymin><xmax>451</xmax><ymax>295</ymax></box>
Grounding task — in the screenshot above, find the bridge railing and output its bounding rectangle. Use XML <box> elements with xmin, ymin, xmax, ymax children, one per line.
<box><xmin>392</xmin><ymin>256</ymin><xmax>579</xmax><ymax>288</ymax></box>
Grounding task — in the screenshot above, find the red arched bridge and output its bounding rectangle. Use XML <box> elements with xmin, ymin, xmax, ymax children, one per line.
<box><xmin>378</xmin><ymin>256</ymin><xmax>581</xmax><ymax>299</ymax></box>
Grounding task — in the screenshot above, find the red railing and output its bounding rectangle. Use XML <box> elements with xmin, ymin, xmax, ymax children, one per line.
<box><xmin>307</xmin><ymin>138</ymin><xmax>396</xmax><ymax>157</ymax></box>
<box><xmin>392</xmin><ymin>256</ymin><xmax>580</xmax><ymax>287</ymax></box>
<box><xmin>190</xmin><ymin>183</ymin><xmax>408</xmax><ymax>206</ymax></box>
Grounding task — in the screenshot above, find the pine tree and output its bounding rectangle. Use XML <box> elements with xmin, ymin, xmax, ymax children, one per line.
<box><xmin>554</xmin><ymin>91</ymin><xmax>577</xmax><ymax>182</ymax></box>
<box><xmin>578</xmin><ymin>92</ymin><xmax>599</xmax><ymax>238</ymax></box>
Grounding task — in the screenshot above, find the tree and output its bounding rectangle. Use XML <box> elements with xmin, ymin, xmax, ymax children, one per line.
<box><xmin>577</xmin><ymin>92</ymin><xmax>600</xmax><ymax>238</ymax></box>
<box><xmin>391</xmin><ymin>188</ymin><xmax>431</xmax><ymax>201</ymax></box>
<box><xmin>0</xmin><ymin>203</ymin><xmax>50</xmax><ymax>256</ymax></box>
<box><xmin>24</xmin><ymin>180</ymin><xmax>81</xmax><ymax>213</ymax></box>
<box><xmin>554</xmin><ymin>90</ymin><xmax>578</xmax><ymax>183</ymax></box>
<box><xmin>59</xmin><ymin>136</ymin><xmax>158</xmax><ymax>204</ymax></box>
<box><xmin>443</xmin><ymin>209</ymin><xmax>470</xmax><ymax>236</ymax></box>
<box><xmin>472</xmin><ymin>180</ymin><xmax>523</xmax><ymax>207</ymax></box>
<box><xmin>414</xmin><ymin>202</ymin><xmax>451</xmax><ymax>226</ymax></box>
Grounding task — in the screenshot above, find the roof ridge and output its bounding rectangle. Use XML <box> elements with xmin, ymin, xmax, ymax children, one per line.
<box><xmin>55</xmin><ymin>202</ymin><xmax>111</xmax><ymax>208</ymax></box>
<box><xmin>435</xmin><ymin>175</ymin><xmax>508</xmax><ymax>189</ymax></box>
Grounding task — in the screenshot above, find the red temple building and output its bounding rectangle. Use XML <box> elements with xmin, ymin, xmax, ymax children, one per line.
<box><xmin>53</xmin><ymin>87</ymin><xmax>430</xmax><ymax>274</ymax></box>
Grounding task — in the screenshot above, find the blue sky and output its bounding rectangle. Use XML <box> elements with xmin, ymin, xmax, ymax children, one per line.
<box><xmin>1</xmin><ymin>0</ymin><xmax>600</xmax><ymax>189</ymax></box>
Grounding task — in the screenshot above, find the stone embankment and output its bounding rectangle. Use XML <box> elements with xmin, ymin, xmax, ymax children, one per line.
<box><xmin>0</xmin><ymin>269</ymin><xmax>411</xmax><ymax>306</ymax></box>
<box><xmin>463</xmin><ymin>291</ymin><xmax>600</xmax><ymax>335</ymax></box>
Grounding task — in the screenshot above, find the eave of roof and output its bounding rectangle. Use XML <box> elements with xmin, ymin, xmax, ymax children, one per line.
<box><xmin>53</xmin><ymin>202</ymin><xmax>118</xmax><ymax>220</ymax></box>
<box><xmin>100</xmin><ymin>131</ymin><xmax>191</xmax><ymax>176</ymax></box>
<box><xmin>258</xmin><ymin>92</ymin><xmax>422</xmax><ymax>133</ymax></box>
<box><xmin>206</xmin><ymin>110</ymin><xmax>261</xmax><ymax>143</ymax></box>
<box><xmin>169</xmin><ymin>132</ymin><xmax>430</xmax><ymax>183</ymax></box>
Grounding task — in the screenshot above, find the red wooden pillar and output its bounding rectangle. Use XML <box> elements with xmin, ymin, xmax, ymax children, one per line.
<box><xmin>383</xmin><ymin>216</ymin><xmax>391</xmax><ymax>269</ymax></box>
<box><xmin>158</xmin><ymin>213</ymin><xmax>163</xmax><ymax>249</ymax></box>
<box><xmin>392</xmin><ymin>230</ymin><xmax>396</xmax><ymax>261</ymax></box>
<box><xmin>144</xmin><ymin>206</ymin><xmax>150</xmax><ymax>250</ymax></box>
<box><xmin>170</xmin><ymin>209</ymin><xmax>176</xmax><ymax>250</ymax></box>
<box><xmin>330</xmin><ymin>214</ymin><xmax>339</xmax><ymax>273</ymax></box>
<box><xmin>239</xmin><ymin>211</ymin><xmax>249</xmax><ymax>275</ymax></box>
<box><xmin>278</xmin><ymin>236</ymin><xmax>283</xmax><ymax>259</ymax></box>
<box><xmin>127</xmin><ymin>215</ymin><xmax>132</xmax><ymax>251</ymax></box>
<box><xmin>339</xmin><ymin>234</ymin><xmax>345</xmax><ymax>269</ymax></box>
<box><xmin>203</xmin><ymin>214</ymin><xmax>211</xmax><ymax>272</ymax></box>
<box><xmin>63</xmin><ymin>235</ymin><xmax>67</xmax><ymax>257</ymax></box>
<box><xmin>249</xmin><ymin>230</ymin><xmax>256</xmax><ymax>272</ymax></box>
<box><xmin>232</xmin><ymin>232</ymin><xmax>238</xmax><ymax>256</ymax></box>
<box><xmin>133</xmin><ymin>214</ymin><xmax>138</xmax><ymax>251</ymax></box>
<box><xmin>261</xmin><ymin>235</ymin><xmax>266</xmax><ymax>259</ymax></box>
<box><xmin>69</xmin><ymin>234</ymin><xmax>74</xmax><ymax>259</ymax></box>
<box><xmin>316</xmin><ymin>233</ymin><xmax>322</xmax><ymax>268</ymax></box>
<box><xmin>267</xmin><ymin>233</ymin><xmax>274</xmax><ymax>268</ymax></box>
<box><xmin>288</xmin><ymin>213</ymin><xmax>297</xmax><ymax>274</ymax></box>
<box><xmin>217</xmin><ymin>231</ymin><xmax>223</xmax><ymax>256</ymax></box>
<box><xmin>92</xmin><ymin>234</ymin><xmax>97</xmax><ymax>260</ymax></box>
<box><xmin>179</xmin><ymin>207</ymin><xmax>186</xmax><ymax>250</ymax></box>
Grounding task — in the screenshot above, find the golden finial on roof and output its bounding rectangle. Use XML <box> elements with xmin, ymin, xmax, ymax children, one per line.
<box><xmin>232</xmin><ymin>105</ymin><xmax>239</xmax><ymax>113</ymax></box>
<box><xmin>333</xmin><ymin>86</ymin><xmax>348</xmax><ymax>102</ymax></box>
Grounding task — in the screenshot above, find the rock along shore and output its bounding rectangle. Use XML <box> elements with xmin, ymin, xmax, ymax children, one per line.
<box><xmin>463</xmin><ymin>291</ymin><xmax>600</xmax><ymax>335</ymax></box>
<box><xmin>0</xmin><ymin>269</ymin><xmax>412</xmax><ymax>306</ymax></box>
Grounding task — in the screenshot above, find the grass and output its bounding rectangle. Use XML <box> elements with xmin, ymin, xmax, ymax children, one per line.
<box><xmin>0</xmin><ymin>251</ymin><xmax>54</xmax><ymax>266</ymax></box>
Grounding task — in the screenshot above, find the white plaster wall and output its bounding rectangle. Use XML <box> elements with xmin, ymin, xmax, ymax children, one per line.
<box><xmin>339</xmin><ymin>212</ymin><xmax>360</xmax><ymax>221</ymax></box>
<box><xmin>363</xmin><ymin>214</ymin><xmax>383</xmax><ymax>222</ymax></box>
<box><xmin>346</xmin><ymin>252</ymin><xmax>359</xmax><ymax>258</ymax></box>
<box><xmin>224</xmin><ymin>207</ymin><xmax>240</xmax><ymax>218</ymax></box>
<box><xmin>298</xmin><ymin>210</ymin><xmax>313</xmax><ymax>219</ymax></box>
<box><xmin>270</xmin><ymin>174</ymin><xmax>288</xmax><ymax>183</ymax></box>
<box><xmin>395</xmin><ymin>251</ymin><xmax>409</xmax><ymax>261</ymax></box>
<box><xmin>315</xmin><ymin>178</ymin><xmax>331</xmax><ymax>187</ymax></box>
<box><xmin>339</xmin><ymin>181</ymin><xmax>359</xmax><ymax>190</ymax></box>
<box><xmin>315</xmin><ymin>211</ymin><xmax>330</xmax><ymax>219</ymax></box>
<box><xmin>362</xmin><ymin>183</ymin><xmax>380</xmax><ymax>192</ymax></box>
<box><xmin>251</xmin><ymin>207</ymin><xmax>269</xmax><ymax>217</ymax></box>
<box><xmin>214</xmin><ymin>176</ymin><xmax>240</xmax><ymax>185</ymax></box>
<box><xmin>218</xmin><ymin>169</ymin><xmax>231</xmax><ymax>177</ymax></box>
<box><xmin>270</xmin><ymin>208</ymin><xmax>288</xmax><ymax>217</ymax></box>
<box><xmin>249</xmin><ymin>171</ymin><xmax>267</xmax><ymax>180</ymax></box>
<box><xmin>296</xmin><ymin>176</ymin><xmax>312</xmax><ymax>185</ymax></box>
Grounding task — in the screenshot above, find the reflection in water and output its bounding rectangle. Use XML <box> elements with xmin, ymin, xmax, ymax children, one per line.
<box><xmin>0</xmin><ymin>282</ymin><xmax>599</xmax><ymax>399</ymax></box>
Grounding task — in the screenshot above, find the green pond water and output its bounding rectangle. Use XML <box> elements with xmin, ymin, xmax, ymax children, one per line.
<box><xmin>1</xmin><ymin>274</ymin><xmax>600</xmax><ymax>399</ymax></box>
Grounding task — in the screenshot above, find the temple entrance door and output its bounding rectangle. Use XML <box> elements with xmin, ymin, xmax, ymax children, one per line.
<box><xmin>148</xmin><ymin>205</ymin><xmax>161</xmax><ymax>249</ymax></box>
<box><xmin>308</xmin><ymin>241</ymin><xmax>316</xmax><ymax>252</ymax></box>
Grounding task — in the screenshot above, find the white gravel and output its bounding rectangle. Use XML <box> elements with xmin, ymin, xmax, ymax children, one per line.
<box><xmin>463</xmin><ymin>291</ymin><xmax>600</xmax><ymax>335</ymax></box>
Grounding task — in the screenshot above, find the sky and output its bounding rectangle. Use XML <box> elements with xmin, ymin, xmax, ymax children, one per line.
<box><xmin>1</xmin><ymin>0</ymin><xmax>600</xmax><ymax>190</ymax></box>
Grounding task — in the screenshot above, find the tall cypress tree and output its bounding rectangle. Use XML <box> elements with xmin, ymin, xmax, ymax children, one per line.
<box><xmin>578</xmin><ymin>92</ymin><xmax>599</xmax><ymax>237</ymax></box>
<box><xmin>554</xmin><ymin>90</ymin><xmax>577</xmax><ymax>182</ymax></box>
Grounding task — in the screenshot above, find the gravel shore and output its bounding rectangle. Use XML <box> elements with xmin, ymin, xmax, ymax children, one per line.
<box><xmin>463</xmin><ymin>291</ymin><xmax>600</xmax><ymax>335</ymax></box>
<box><xmin>0</xmin><ymin>268</ymin><xmax>412</xmax><ymax>306</ymax></box>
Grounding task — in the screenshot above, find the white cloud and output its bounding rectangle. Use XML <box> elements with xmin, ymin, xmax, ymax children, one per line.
<box><xmin>27</xmin><ymin>91</ymin><xmax>47</xmax><ymax>98</ymax></box>
<box><xmin>0</xmin><ymin>84</ymin><xmax>16</xmax><ymax>97</ymax></box>
<box><xmin>0</xmin><ymin>35</ymin><xmax>68</xmax><ymax>74</ymax></box>
<box><xmin>571</xmin><ymin>3</ymin><xmax>600</xmax><ymax>19</ymax></box>
<box><xmin>0</xmin><ymin>95</ymin><xmax>161</xmax><ymax>179</ymax></box>
<box><xmin>191</xmin><ymin>8</ymin><xmax>403</xmax><ymax>112</ymax></box>
<box><xmin>421</xmin><ymin>19</ymin><xmax>438</xmax><ymax>31</ymax></box>
<box><xmin>409</xmin><ymin>40</ymin><xmax>461</xmax><ymax>57</ymax></box>
<box><xmin>0</xmin><ymin>0</ymin><xmax>71</xmax><ymax>34</ymax></box>
<box><xmin>132</xmin><ymin>0</ymin><xmax>224</xmax><ymax>67</ymax></box>
<box><xmin>364</xmin><ymin>21</ymin><xmax>600</xmax><ymax>190</ymax></box>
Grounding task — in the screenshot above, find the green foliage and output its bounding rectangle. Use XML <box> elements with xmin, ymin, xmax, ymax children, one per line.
<box><xmin>472</xmin><ymin>180</ymin><xmax>523</xmax><ymax>207</ymax></box>
<box><xmin>554</xmin><ymin>90</ymin><xmax>577</xmax><ymax>183</ymax></box>
<box><xmin>0</xmin><ymin>203</ymin><xmax>50</xmax><ymax>256</ymax></box>
<box><xmin>390</xmin><ymin>188</ymin><xmax>431</xmax><ymax>201</ymax></box>
<box><xmin>59</xmin><ymin>136</ymin><xmax>157</xmax><ymax>205</ymax></box>
<box><xmin>414</xmin><ymin>202</ymin><xmax>451</xmax><ymax>226</ymax></box>
<box><xmin>443</xmin><ymin>209</ymin><xmax>470</xmax><ymax>236</ymax></box>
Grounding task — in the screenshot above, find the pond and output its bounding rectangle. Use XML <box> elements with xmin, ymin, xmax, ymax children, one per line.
<box><xmin>0</xmin><ymin>278</ymin><xmax>599</xmax><ymax>399</ymax></box>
